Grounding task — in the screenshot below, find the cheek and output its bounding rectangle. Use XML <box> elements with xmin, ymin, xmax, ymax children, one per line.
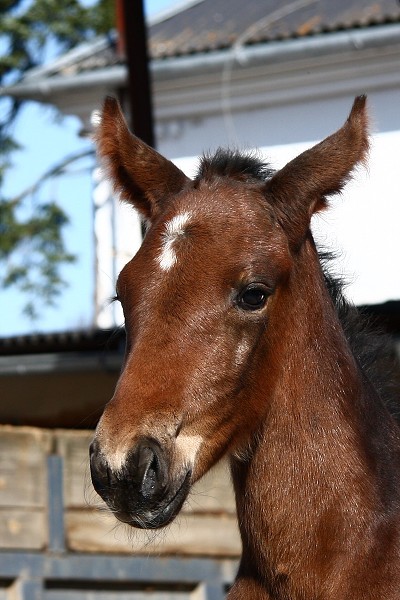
<box><xmin>182</xmin><ymin>328</ymin><xmax>257</xmax><ymax>415</ymax></box>
<box><xmin>227</xmin><ymin>317</ymin><xmax>264</xmax><ymax>374</ymax></box>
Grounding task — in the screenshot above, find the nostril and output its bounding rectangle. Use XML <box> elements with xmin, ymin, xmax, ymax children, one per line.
<box><xmin>135</xmin><ymin>440</ymin><xmax>166</xmax><ymax>501</ymax></box>
<box><xmin>137</xmin><ymin>445</ymin><xmax>157</xmax><ymax>499</ymax></box>
<box><xmin>89</xmin><ymin>439</ymin><xmax>97</xmax><ymax>458</ymax></box>
<box><xmin>89</xmin><ymin>441</ymin><xmax>111</xmax><ymax>500</ymax></box>
<box><xmin>140</xmin><ymin>452</ymin><xmax>158</xmax><ymax>499</ymax></box>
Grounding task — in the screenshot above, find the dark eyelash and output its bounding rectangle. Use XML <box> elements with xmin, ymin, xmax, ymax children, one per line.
<box><xmin>110</xmin><ymin>294</ymin><xmax>120</xmax><ymax>304</ymax></box>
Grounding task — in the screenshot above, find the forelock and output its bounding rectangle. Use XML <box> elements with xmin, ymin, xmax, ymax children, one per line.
<box><xmin>195</xmin><ymin>149</ymin><xmax>274</xmax><ymax>184</ymax></box>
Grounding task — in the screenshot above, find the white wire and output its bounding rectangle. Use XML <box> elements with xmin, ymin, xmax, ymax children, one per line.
<box><xmin>220</xmin><ymin>0</ymin><xmax>319</xmax><ymax>144</ymax></box>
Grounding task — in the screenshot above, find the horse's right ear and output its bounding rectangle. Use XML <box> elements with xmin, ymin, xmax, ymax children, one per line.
<box><xmin>95</xmin><ymin>97</ymin><xmax>190</xmax><ymax>221</ymax></box>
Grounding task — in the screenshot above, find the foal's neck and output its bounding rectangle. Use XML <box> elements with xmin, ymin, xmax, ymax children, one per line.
<box><xmin>230</xmin><ymin>239</ymin><xmax>400</xmax><ymax>598</ymax></box>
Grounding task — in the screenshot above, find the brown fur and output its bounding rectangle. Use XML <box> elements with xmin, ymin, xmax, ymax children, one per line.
<box><xmin>90</xmin><ymin>96</ymin><xmax>400</xmax><ymax>599</ymax></box>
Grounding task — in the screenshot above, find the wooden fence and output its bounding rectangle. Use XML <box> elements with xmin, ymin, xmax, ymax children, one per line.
<box><xmin>0</xmin><ymin>425</ymin><xmax>240</xmax><ymax>599</ymax></box>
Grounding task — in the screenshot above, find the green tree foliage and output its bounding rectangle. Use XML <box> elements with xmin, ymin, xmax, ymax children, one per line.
<box><xmin>0</xmin><ymin>0</ymin><xmax>114</xmax><ymax>319</ymax></box>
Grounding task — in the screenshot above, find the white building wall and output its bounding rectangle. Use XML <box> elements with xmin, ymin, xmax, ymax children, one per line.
<box><xmin>93</xmin><ymin>169</ymin><xmax>142</xmax><ymax>328</ymax></box>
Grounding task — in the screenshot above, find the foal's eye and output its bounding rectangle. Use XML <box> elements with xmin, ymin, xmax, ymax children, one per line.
<box><xmin>237</xmin><ymin>284</ymin><xmax>270</xmax><ymax>311</ymax></box>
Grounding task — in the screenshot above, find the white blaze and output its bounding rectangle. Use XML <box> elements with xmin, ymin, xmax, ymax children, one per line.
<box><xmin>157</xmin><ymin>211</ymin><xmax>192</xmax><ymax>271</ymax></box>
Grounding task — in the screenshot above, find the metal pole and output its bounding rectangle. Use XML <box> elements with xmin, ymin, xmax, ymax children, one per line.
<box><xmin>47</xmin><ymin>451</ymin><xmax>66</xmax><ymax>553</ymax></box>
<box><xmin>120</xmin><ymin>0</ymin><xmax>155</xmax><ymax>147</ymax></box>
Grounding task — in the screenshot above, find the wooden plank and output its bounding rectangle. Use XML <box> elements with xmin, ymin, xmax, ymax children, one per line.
<box><xmin>66</xmin><ymin>509</ymin><xmax>241</xmax><ymax>557</ymax></box>
<box><xmin>183</xmin><ymin>461</ymin><xmax>236</xmax><ymax>515</ymax></box>
<box><xmin>0</xmin><ymin>508</ymin><xmax>47</xmax><ymax>549</ymax></box>
<box><xmin>0</xmin><ymin>425</ymin><xmax>51</xmax><ymax>508</ymax></box>
<box><xmin>55</xmin><ymin>429</ymin><xmax>94</xmax><ymax>508</ymax></box>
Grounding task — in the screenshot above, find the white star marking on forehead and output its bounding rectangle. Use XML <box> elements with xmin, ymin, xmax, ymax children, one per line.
<box><xmin>157</xmin><ymin>211</ymin><xmax>192</xmax><ymax>271</ymax></box>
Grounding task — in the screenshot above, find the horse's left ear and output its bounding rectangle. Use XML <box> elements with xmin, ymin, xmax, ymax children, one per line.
<box><xmin>265</xmin><ymin>95</ymin><xmax>369</xmax><ymax>248</ymax></box>
<box><xmin>95</xmin><ymin>97</ymin><xmax>190</xmax><ymax>221</ymax></box>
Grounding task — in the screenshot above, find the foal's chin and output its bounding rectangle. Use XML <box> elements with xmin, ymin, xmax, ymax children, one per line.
<box><xmin>114</xmin><ymin>470</ymin><xmax>192</xmax><ymax>530</ymax></box>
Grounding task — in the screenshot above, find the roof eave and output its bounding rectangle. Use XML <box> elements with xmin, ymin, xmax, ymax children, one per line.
<box><xmin>3</xmin><ymin>23</ymin><xmax>400</xmax><ymax>102</ymax></box>
<box><xmin>152</xmin><ymin>22</ymin><xmax>400</xmax><ymax>80</ymax></box>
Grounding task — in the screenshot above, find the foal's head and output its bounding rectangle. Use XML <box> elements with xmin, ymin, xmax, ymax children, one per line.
<box><xmin>90</xmin><ymin>97</ymin><xmax>368</xmax><ymax>529</ymax></box>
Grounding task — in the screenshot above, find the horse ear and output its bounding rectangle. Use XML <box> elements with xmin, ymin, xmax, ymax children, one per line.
<box><xmin>95</xmin><ymin>97</ymin><xmax>190</xmax><ymax>220</ymax></box>
<box><xmin>265</xmin><ymin>95</ymin><xmax>369</xmax><ymax>248</ymax></box>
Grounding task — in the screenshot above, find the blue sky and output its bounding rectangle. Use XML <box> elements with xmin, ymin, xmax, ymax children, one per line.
<box><xmin>1</xmin><ymin>0</ymin><xmax>178</xmax><ymax>337</ymax></box>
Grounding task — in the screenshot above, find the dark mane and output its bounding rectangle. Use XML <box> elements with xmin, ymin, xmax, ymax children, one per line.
<box><xmin>196</xmin><ymin>148</ymin><xmax>274</xmax><ymax>183</ymax></box>
<box><xmin>320</xmin><ymin>252</ymin><xmax>400</xmax><ymax>424</ymax></box>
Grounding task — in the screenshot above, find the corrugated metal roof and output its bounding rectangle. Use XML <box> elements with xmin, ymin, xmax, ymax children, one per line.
<box><xmin>149</xmin><ymin>0</ymin><xmax>400</xmax><ymax>58</ymax></box>
<box><xmin>30</xmin><ymin>0</ymin><xmax>400</xmax><ymax>78</ymax></box>
<box><xmin>0</xmin><ymin>328</ymin><xmax>125</xmax><ymax>356</ymax></box>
